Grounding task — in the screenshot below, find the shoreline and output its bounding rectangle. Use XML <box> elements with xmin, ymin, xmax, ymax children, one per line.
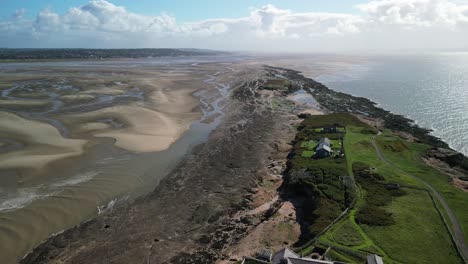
<box><xmin>17</xmin><ymin>64</ymin><xmax>468</xmax><ymax>263</ymax></box>
<box><xmin>0</xmin><ymin>61</ymin><xmax>250</xmax><ymax>263</ymax></box>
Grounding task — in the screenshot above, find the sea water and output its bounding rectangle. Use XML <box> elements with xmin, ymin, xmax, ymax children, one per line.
<box><xmin>315</xmin><ymin>53</ymin><xmax>468</xmax><ymax>156</ymax></box>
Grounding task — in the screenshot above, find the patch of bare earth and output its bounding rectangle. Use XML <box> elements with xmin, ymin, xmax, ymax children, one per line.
<box><xmin>423</xmin><ymin>156</ymin><xmax>468</xmax><ymax>192</ymax></box>
<box><xmin>219</xmin><ymin>198</ymin><xmax>300</xmax><ymax>264</ymax></box>
<box><xmin>453</xmin><ymin>178</ymin><xmax>468</xmax><ymax>192</ymax></box>
<box><xmin>217</xmin><ymin>133</ymin><xmax>300</xmax><ymax>264</ymax></box>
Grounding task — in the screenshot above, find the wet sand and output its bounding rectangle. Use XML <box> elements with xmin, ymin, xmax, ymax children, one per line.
<box><xmin>0</xmin><ymin>59</ymin><xmax>253</xmax><ymax>263</ymax></box>
<box><xmin>0</xmin><ymin>111</ymin><xmax>87</xmax><ymax>171</ymax></box>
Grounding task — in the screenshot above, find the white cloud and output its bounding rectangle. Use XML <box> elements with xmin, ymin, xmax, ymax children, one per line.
<box><xmin>357</xmin><ymin>0</ymin><xmax>468</xmax><ymax>27</ymax></box>
<box><xmin>2</xmin><ymin>0</ymin><xmax>468</xmax><ymax>51</ymax></box>
<box><xmin>34</xmin><ymin>9</ymin><xmax>61</xmax><ymax>32</ymax></box>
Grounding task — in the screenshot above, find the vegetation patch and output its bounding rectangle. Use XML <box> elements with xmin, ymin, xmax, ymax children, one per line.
<box><xmin>377</xmin><ymin>136</ymin><xmax>408</xmax><ymax>152</ymax></box>
<box><xmin>332</xmin><ymin>220</ymin><xmax>365</xmax><ymax>247</ymax></box>
<box><xmin>363</xmin><ymin>189</ymin><xmax>462</xmax><ymax>264</ymax></box>
<box><xmin>286</xmin><ymin>113</ymin><xmax>368</xmax><ymax>239</ymax></box>
<box><xmin>353</xmin><ymin>162</ymin><xmax>406</xmax><ymax>226</ymax></box>
<box><xmin>301</xmin><ymin>150</ymin><xmax>315</xmax><ymax>158</ymax></box>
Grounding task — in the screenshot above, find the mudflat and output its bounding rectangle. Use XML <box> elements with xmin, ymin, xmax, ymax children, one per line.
<box><xmin>0</xmin><ymin>59</ymin><xmax>258</xmax><ymax>263</ymax></box>
<box><xmin>20</xmin><ymin>66</ymin><xmax>305</xmax><ymax>264</ymax></box>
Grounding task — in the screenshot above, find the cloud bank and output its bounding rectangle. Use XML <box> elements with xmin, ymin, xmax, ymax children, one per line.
<box><xmin>1</xmin><ymin>0</ymin><xmax>468</xmax><ymax>51</ymax></box>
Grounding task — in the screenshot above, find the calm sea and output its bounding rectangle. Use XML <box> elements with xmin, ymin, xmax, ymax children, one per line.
<box><xmin>315</xmin><ymin>53</ymin><xmax>468</xmax><ymax>156</ymax></box>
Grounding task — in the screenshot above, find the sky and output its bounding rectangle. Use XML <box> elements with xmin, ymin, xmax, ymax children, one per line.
<box><xmin>1</xmin><ymin>0</ymin><xmax>468</xmax><ymax>52</ymax></box>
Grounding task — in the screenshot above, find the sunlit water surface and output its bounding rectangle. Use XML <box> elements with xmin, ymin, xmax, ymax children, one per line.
<box><xmin>314</xmin><ymin>53</ymin><xmax>468</xmax><ymax>156</ymax></box>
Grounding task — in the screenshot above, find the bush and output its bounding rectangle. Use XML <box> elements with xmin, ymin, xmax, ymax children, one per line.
<box><xmin>308</xmin><ymin>199</ymin><xmax>343</xmax><ymax>236</ymax></box>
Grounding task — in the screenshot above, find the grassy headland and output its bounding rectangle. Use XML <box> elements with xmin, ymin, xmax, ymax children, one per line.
<box><xmin>264</xmin><ymin>66</ymin><xmax>468</xmax><ymax>263</ymax></box>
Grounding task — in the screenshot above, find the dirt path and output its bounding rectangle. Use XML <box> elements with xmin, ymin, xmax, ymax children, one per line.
<box><xmin>371</xmin><ymin>136</ymin><xmax>468</xmax><ymax>263</ymax></box>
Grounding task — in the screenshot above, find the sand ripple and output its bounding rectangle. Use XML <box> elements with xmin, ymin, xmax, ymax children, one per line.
<box><xmin>64</xmin><ymin>105</ymin><xmax>199</xmax><ymax>152</ymax></box>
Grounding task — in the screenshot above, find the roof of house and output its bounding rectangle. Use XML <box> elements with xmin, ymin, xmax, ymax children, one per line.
<box><xmin>272</xmin><ymin>248</ymin><xmax>299</xmax><ymax>264</ymax></box>
<box><xmin>318</xmin><ymin>137</ymin><xmax>331</xmax><ymax>146</ymax></box>
<box><xmin>367</xmin><ymin>254</ymin><xmax>384</xmax><ymax>264</ymax></box>
<box><xmin>316</xmin><ymin>144</ymin><xmax>332</xmax><ymax>153</ymax></box>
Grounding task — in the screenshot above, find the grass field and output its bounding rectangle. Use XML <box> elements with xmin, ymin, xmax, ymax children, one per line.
<box><xmin>375</xmin><ymin>134</ymin><xmax>468</xmax><ymax>241</ymax></box>
<box><xmin>332</xmin><ymin>219</ymin><xmax>365</xmax><ymax>247</ymax></box>
<box><xmin>301</xmin><ymin>113</ymin><xmax>466</xmax><ymax>264</ymax></box>
<box><xmin>363</xmin><ymin>188</ymin><xmax>461</xmax><ymax>264</ymax></box>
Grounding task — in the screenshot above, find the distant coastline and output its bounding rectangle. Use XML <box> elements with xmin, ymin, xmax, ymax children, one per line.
<box><xmin>0</xmin><ymin>48</ymin><xmax>227</xmax><ymax>61</ymax></box>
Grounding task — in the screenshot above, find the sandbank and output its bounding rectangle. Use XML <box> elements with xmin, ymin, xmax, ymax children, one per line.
<box><xmin>0</xmin><ymin>111</ymin><xmax>87</xmax><ymax>170</ymax></box>
<box><xmin>64</xmin><ymin>105</ymin><xmax>199</xmax><ymax>153</ymax></box>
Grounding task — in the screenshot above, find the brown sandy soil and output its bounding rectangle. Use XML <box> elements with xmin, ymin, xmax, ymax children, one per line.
<box><xmin>424</xmin><ymin>156</ymin><xmax>468</xmax><ymax>192</ymax></box>
<box><xmin>453</xmin><ymin>178</ymin><xmax>468</xmax><ymax>192</ymax></box>
<box><xmin>221</xmin><ymin>199</ymin><xmax>301</xmax><ymax>263</ymax></box>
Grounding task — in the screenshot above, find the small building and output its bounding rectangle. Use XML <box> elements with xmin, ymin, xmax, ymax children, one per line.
<box><xmin>367</xmin><ymin>254</ymin><xmax>384</xmax><ymax>264</ymax></box>
<box><xmin>316</xmin><ymin>144</ymin><xmax>333</xmax><ymax>158</ymax></box>
<box><xmin>315</xmin><ymin>137</ymin><xmax>333</xmax><ymax>158</ymax></box>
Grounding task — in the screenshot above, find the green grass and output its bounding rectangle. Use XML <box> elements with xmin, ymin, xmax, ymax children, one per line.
<box><xmin>326</xmin><ymin>249</ymin><xmax>363</xmax><ymax>264</ymax></box>
<box><xmin>375</xmin><ymin>132</ymin><xmax>468</xmax><ymax>241</ymax></box>
<box><xmin>332</xmin><ymin>219</ymin><xmax>365</xmax><ymax>247</ymax></box>
<box><xmin>290</xmin><ymin>113</ymin><xmax>464</xmax><ymax>263</ymax></box>
<box><xmin>300</xmin><ymin>140</ymin><xmax>316</xmax><ymax>150</ymax></box>
<box><xmin>363</xmin><ymin>188</ymin><xmax>461</xmax><ymax>264</ymax></box>
<box><xmin>301</xmin><ymin>150</ymin><xmax>315</xmax><ymax>158</ymax></box>
<box><xmin>338</xmin><ymin>124</ymin><xmax>462</xmax><ymax>263</ymax></box>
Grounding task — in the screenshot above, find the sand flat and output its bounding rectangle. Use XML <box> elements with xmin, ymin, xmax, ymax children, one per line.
<box><xmin>81</xmin><ymin>87</ymin><xmax>125</xmax><ymax>95</ymax></box>
<box><xmin>60</xmin><ymin>94</ymin><xmax>95</xmax><ymax>103</ymax></box>
<box><xmin>0</xmin><ymin>111</ymin><xmax>87</xmax><ymax>170</ymax></box>
<box><xmin>64</xmin><ymin>105</ymin><xmax>200</xmax><ymax>152</ymax></box>
<box><xmin>0</xmin><ymin>99</ymin><xmax>51</xmax><ymax>109</ymax></box>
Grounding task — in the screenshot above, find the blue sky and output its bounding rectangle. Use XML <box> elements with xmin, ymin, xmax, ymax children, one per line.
<box><xmin>1</xmin><ymin>0</ymin><xmax>468</xmax><ymax>51</ymax></box>
<box><xmin>1</xmin><ymin>0</ymin><xmax>365</xmax><ymax>22</ymax></box>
